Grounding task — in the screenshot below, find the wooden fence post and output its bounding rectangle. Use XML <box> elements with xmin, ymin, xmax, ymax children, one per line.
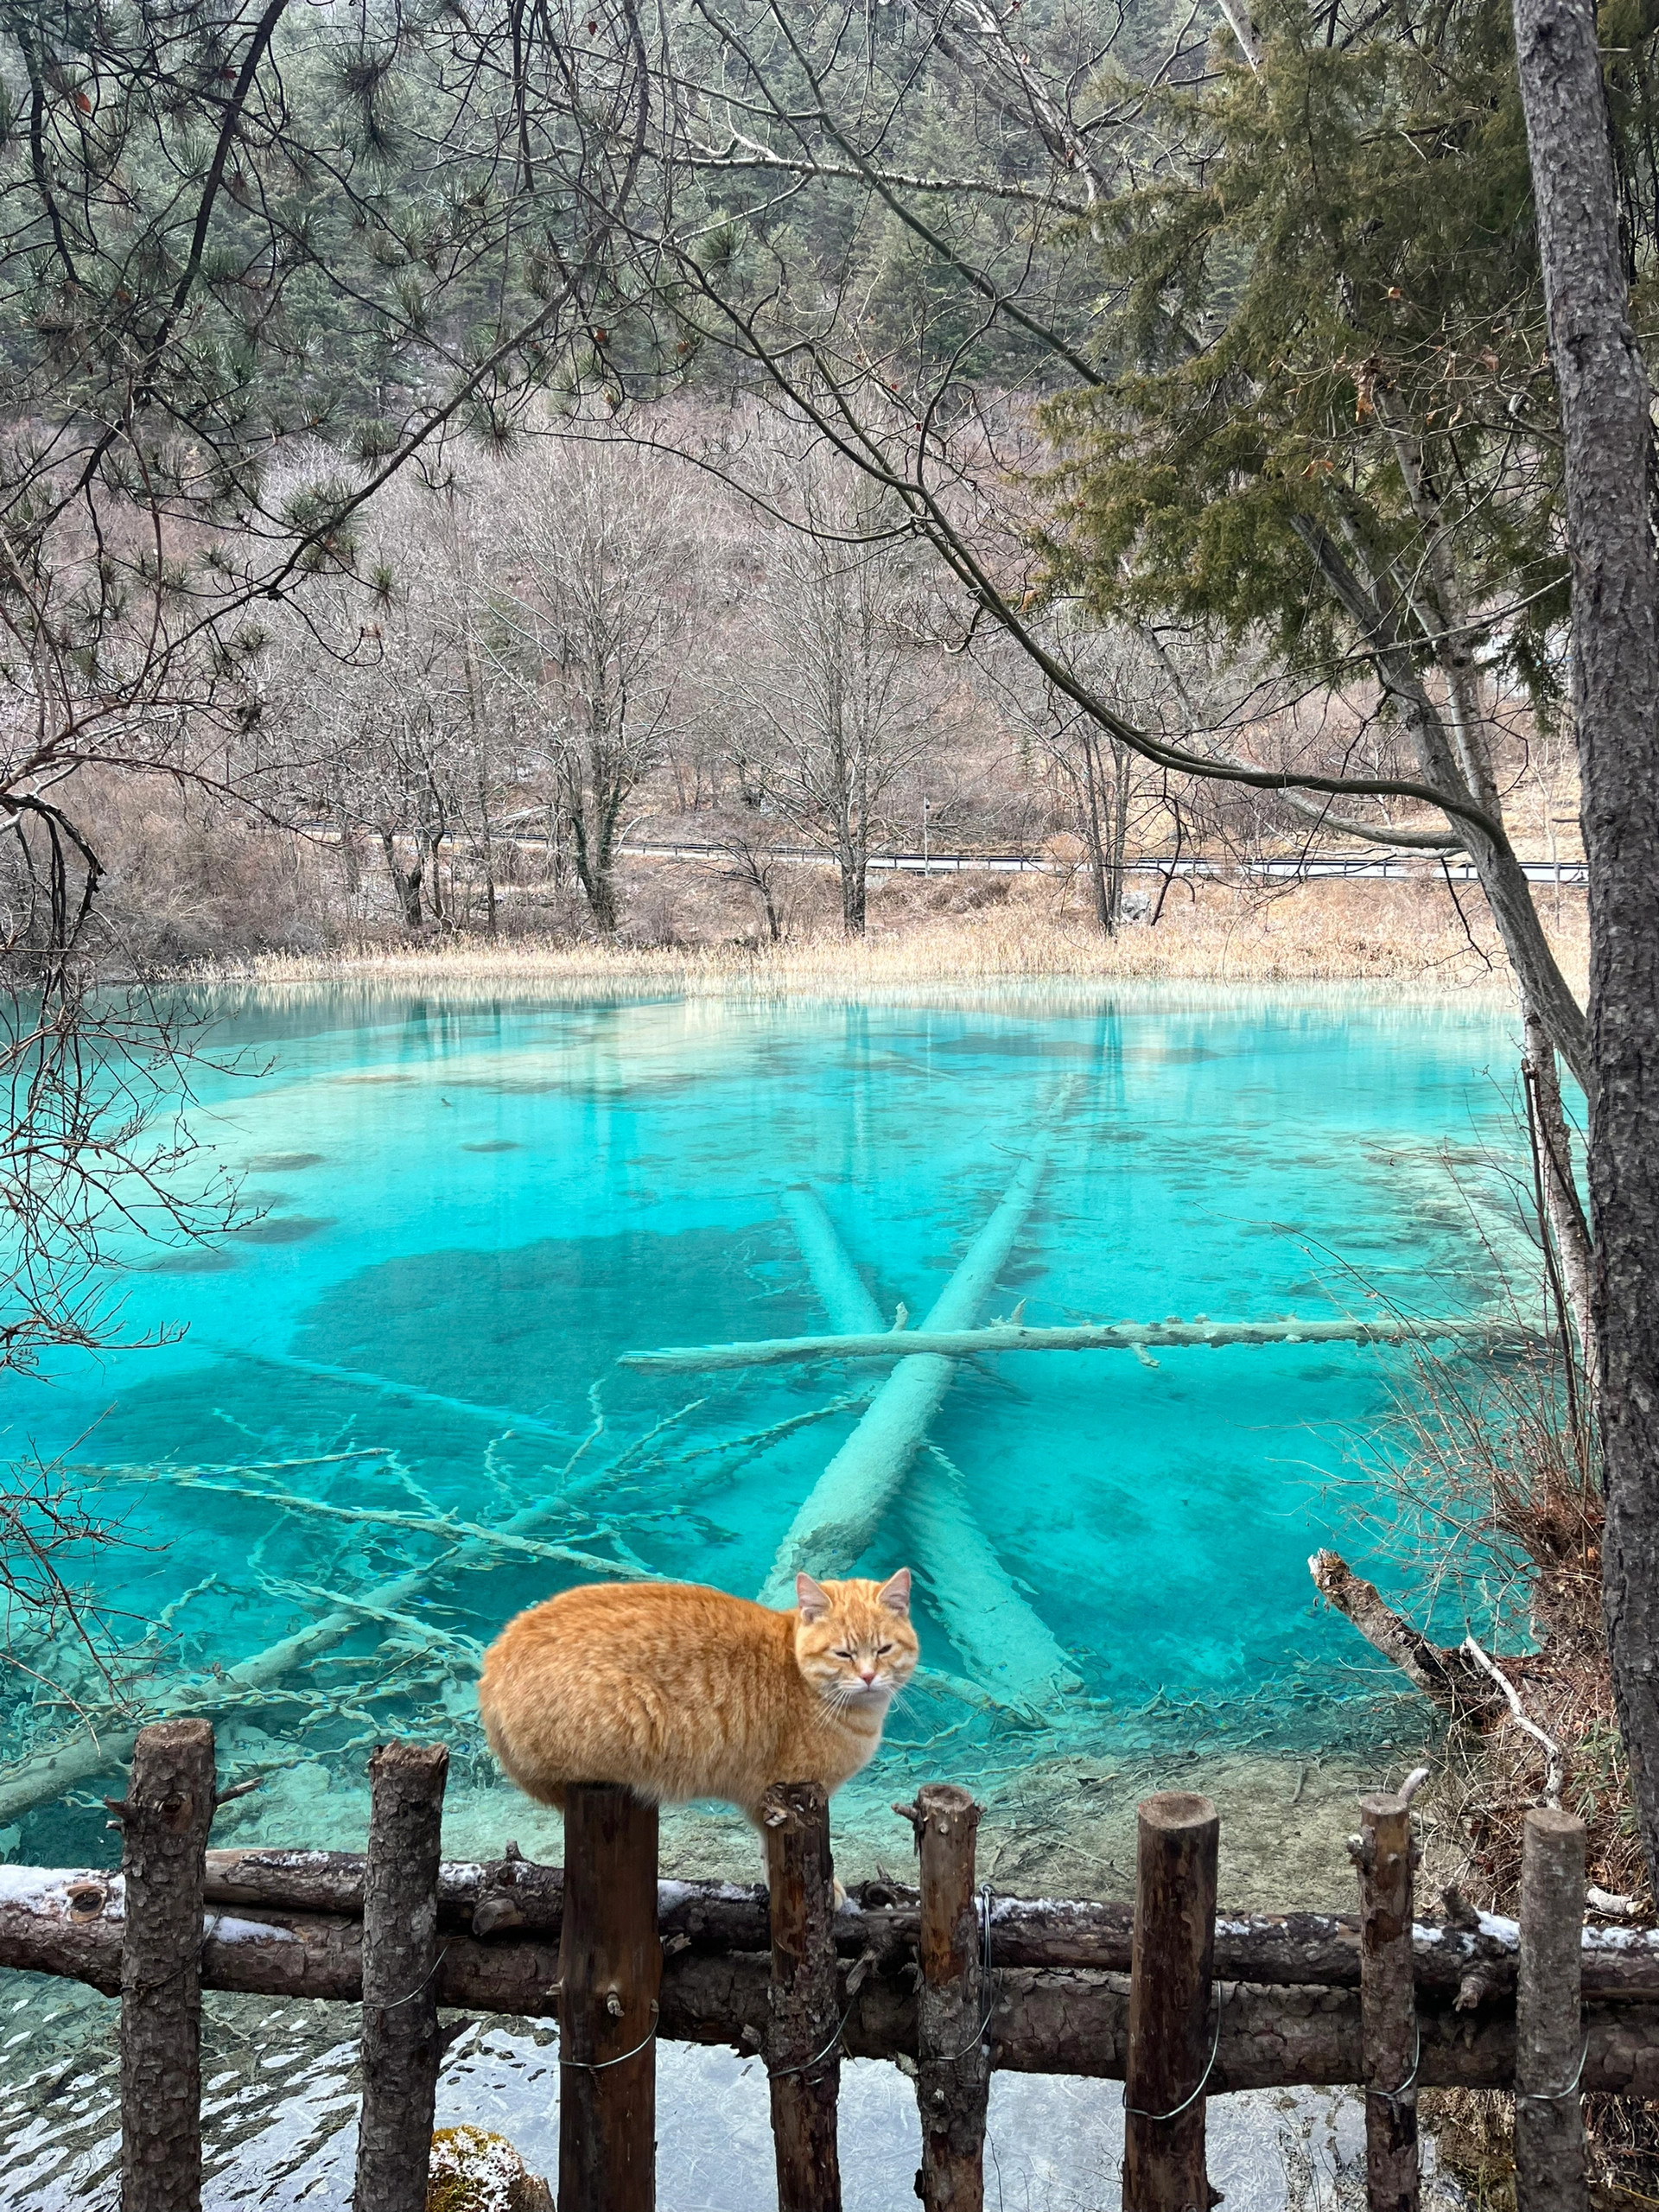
<box><xmin>1122</xmin><ymin>1791</ymin><xmax>1219</xmax><ymax>2212</ymax></box>
<box><xmin>764</xmin><ymin>1780</ymin><xmax>842</xmax><ymax>2212</ymax></box>
<box><xmin>1354</xmin><ymin>1783</ymin><xmax>1421</xmax><ymax>2212</ymax></box>
<box><xmin>357</xmin><ymin>1741</ymin><xmax>449</xmax><ymax>2212</ymax></box>
<box><xmin>118</xmin><ymin>1717</ymin><xmax>217</xmax><ymax>2212</ymax></box>
<box><xmin>1515</xmin><ymin>1806</ymin><xmax>1587</xmax><ymax>2212</ymax></box>
<box><xmin>910</xmin><ymin>1784</ymin><xmax>990</xmax><ymax>2212</ymax></box>
<box><xmin>558</xmin><ymin>1783</ymin><xmax>660</xmax><ymax>2212</ymax></box>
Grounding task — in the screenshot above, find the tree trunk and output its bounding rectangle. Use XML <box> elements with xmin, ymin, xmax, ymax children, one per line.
<box><xmin>379</xmin><ymin>830</ymin><xmax>423</xmax><ymax>930</ymax></box>
<box><xmin>839</xmin><ymin>837</ymin><xmax>867</xmax><ymax>935</ymax></box>
<box><xmin>1077</xmin><ymin>742</ymin><xmax>1113</xmax><ymax>936</ymax></box>
<box><xmin>1514</xmin><ymin>0</ymin><xmax>1659</xmax><ymax>1893</ymax></box>
<box><xmin>1522</xmin><ymin>1010</ymin><xmax>1595</xmax><ymax>1372</ymax></box>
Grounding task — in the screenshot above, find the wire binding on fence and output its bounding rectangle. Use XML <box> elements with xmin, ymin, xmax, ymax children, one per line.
<box><xmin>1123</xmin><ymin>1991</ymin><xmax>1224</xmax><ymax>2123</ymax></box>
<box><xmin>559</xmin><ymin>1999</ymin><xmax>661</xmax><ymax>2073</ymax></box>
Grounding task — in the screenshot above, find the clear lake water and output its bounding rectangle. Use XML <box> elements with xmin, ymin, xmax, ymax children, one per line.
<box><xmin>0</xmin><ymin>980</ymin><xmax>1539</xmax><ymax>1878</ymax></box>
<box><xmin>0</xmin><ymin>978</ymin><xmax>1541</xmax><ymax>2202</ymax></box>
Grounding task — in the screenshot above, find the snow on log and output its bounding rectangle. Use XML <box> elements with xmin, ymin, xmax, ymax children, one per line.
<box><xmin>9</xmin><ymin>1871</ymin><xmax>1659</xmax><ymax>2090</ymax></box>
<box><xmin>185</xmin><ymin>1855</ymin><xmax>1659</xmax><ymax>1999</ymax></box>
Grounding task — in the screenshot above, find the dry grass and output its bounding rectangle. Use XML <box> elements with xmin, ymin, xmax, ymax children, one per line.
<box><xmin>193</xmin><ymin>869</ymin><xmax>1587</xmax><ymax>1000</ymax></box>
<box><xmin>1363</xmin><ymin>1310</ymin><xmax>1655</xmax><ymax>2208</ymax></box>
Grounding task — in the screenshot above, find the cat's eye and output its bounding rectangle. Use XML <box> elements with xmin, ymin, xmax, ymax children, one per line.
<box><xmin>833</xmin><ymin>1647</ymin><xmax>855</xmax><ymax>1661</ymax></box>
<box><xmin>876</xmin><ymin>1643</ymin><xmax>894</xmax><ymax>1655</ymax></box>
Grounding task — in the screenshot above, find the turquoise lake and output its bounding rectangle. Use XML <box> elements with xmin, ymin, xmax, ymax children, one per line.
<box><xmin>0</xmin><ymin>982</ymin><xmax>1537</xmax><ymax>1872</ymax></box>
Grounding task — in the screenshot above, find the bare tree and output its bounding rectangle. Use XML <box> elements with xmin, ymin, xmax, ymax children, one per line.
<box><xmin>490</xmin><ymin>440</ymin><xmax>697</xmax><ymax>934</ymax></box>
<box><xmin>978</xmin><ymin>617</ymin><xmax>1208</xmax><ymax>934</ymax></box>
<box><xmin>730</xmin><ymin>471</ymin><xmax>940</xmax><ymax>936</ymax></box>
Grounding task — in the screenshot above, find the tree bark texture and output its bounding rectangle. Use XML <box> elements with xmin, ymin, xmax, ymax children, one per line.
<box><xmin>32</xmin><ymin>1851</ymin><xmax>1659</xmax><ymax>1999</ymax></box>
<box><xmin>356</xmin><ymin>1741</ymin><xmax>448</xmax><ymax>2212</ymax></box>
<box><xmin>1514</xmin><ymin>0</ymin><xmax>1659</xmax><ymax>1898</ymax></box>
<box><xmin>557</xmin><ymin>1785</ymin><xmax>659</xmax><ymax>2212</ymax></box>
<box><xmin>1310</xmin><ymin>1553</ymin><xmax>1501</xmax><ymax>1714</ymax></box>
<box><xmin>1357</xmin><ymin>1791</ymin><xmax>1419</xmax><ymax>2212</ymax></box>
<box><xmin>909</xmin><ymin>1786</ymin><xmax>989</xmax><ymax>2212</ymax></box>
<box><xmin>764</xmin><ymin>1781</ymin><xmax>842</xmax><ymax>2212</ymax></box>
<box><xmin>118</xmin><ymin>1718</ymin><xmax>217</xmax><ymax>2212</ymax></box>
<box><xmin>1122</xmin><ymin>1792</ymin><xmax>1219</xmax><ymax>2212</ymax></box>
<box><xmin>1523</xmin><ymin>1012</ymin><xmax>1596</xmax><ymax>1373</ymax></box>
<box><xmin>25</xmin><ymin>1878</ymin><xmax>1659</xmax><ymax>2091</ymax></box>
<box><xmin>1515</xmin><ymin>1808</ymin><xmax>1587</xmax><ymax>2212</ymax></box>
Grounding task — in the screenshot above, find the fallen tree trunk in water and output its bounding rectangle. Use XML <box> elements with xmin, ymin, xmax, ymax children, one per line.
<box><xmin>779</xmin><ymin>1186</ymin><xmax>1081</xmax><ymax>1709</ymax></box>
<box><xmin>760</xmin><ymin>1086</ymin><xmax>1079</xmax><ymax>1605</ymax></box>
<box><xmin>1309</xmin><ymin>1551</ymin><xmax>1505</xmax><ymax>1715</ymax></box>
<box><xmin>626</xmin><ymin>1313</ymin><xmax>1513</xmax><ymax>1375</ymax></box>
<box><xmin>9</xmin><ymin>1865</ymin><xmax>1659</xmax><ymax>2089</ymax></box>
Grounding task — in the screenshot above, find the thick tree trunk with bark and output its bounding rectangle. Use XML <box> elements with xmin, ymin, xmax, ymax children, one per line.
<box><xmin>1513</xmin><ymin>0</ymin><xmax>1659</xmax><ymax>1893</ymax></box>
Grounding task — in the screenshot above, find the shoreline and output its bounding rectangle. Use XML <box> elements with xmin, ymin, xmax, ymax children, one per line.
<box><xmin>179</xmin><ymin>874</ymin><xmax>1584</xmax><ymax>1005</ymax></box>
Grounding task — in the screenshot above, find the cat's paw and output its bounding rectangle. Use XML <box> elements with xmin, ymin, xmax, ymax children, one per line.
<box><xmin>831</xmin><ymin>1877</ymin><xmax>848</xmax><ymax>1909</ymax></box>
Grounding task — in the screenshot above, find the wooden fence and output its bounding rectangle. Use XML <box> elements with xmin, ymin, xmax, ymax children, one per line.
<box><xmin>1</xmin><ymin>1719</ymin><xmax>1646</xmax><ymax>2211</ymax></box>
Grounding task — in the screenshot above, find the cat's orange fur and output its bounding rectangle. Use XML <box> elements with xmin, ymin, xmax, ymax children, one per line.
<box><xmin>478</xmin><ymin>1569</ymin><xmax>918</xmax><ymax>1827</ymax></box>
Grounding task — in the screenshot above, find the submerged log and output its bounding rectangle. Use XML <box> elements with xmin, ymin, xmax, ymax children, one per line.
<box><xmin>760</xmin><ymin>1092</ymin><xmax>1077</xmax><ymax>1605</ymax></box>
<box><xmin>627</xmin><ymin>1313</ymin><xmax>1511</xmax><ymax>1375</ymax></box>
<box><xmin>779</xmin><ymin>1185</ymin><xmax>1081</xmax><ymax>1709</ymax></box>
<box><xmin>17</xmin><ymin>1871</ymin><xmax>1659</xmax><ymax>2091</ymax></box>
<box><xmin>0</xmin><ymin>1415</ymin><xmax>628</xmax><ymax>1826</ymax></box>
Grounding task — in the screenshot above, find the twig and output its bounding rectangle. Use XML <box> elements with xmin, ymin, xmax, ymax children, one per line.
<box><xmin>125</xmin><ymin>1469</ymin><xmax>653</xmax><ymax>1580</ymax></box>
<box><xmin>1462</xmin><ymin>1636</ymin><xmax>1565</xmax><ymax>1806</ymax></box>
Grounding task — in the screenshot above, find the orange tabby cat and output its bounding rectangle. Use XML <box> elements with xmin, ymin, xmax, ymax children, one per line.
<box><xmin>477</xmin><ymin>1569</ymin><xmax>918</xmax><ymax>1827</ymax></box>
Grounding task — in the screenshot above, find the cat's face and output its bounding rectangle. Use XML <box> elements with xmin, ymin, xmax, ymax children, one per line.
<box><xmin>793</xmin><ymin>1569</ymin><xmax>919</xmax><ymax>1711</ymax></box>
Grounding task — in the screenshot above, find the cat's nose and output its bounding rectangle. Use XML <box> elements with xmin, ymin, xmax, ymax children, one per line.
<box><xmin>858</xmin><ymin>1666</ymin><xmax>876</xmax><ymax>1684</ymax></box>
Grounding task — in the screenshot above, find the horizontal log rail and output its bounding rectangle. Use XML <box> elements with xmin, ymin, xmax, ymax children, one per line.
<box><xmin>7</xmin><ymin>1863</ymin><xmax>1659</xmax><ymax>2095</ymax></box>
<box><xmin>10</xmin><ymin>1858</ymin><xmax>1659</xmax><ymax>2079</ymax></box>
<box><xmin>620</xmin><ymin>1313</ymin><xmax>1517</xmax><ymax>1374</ymax></box>
<box><xmin>166</xmin><ymin>1849</ymin><xmax>1659</xmax><ymax>1996</ymax></box>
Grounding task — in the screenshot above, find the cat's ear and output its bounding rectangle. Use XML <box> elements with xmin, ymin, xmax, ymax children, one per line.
<box><xmin>877</xmin><ymin>1568</ymin><xmax>912</xmax><ymax>1617</ymax></box>
<box><xmin>796</xmin><ymin>1573</ymin><xmax>831</xmax><ymax>1621</ymax></box>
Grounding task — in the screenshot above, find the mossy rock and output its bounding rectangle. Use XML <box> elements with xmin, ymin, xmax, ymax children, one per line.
<box><xmin>426</xmin><ymin>2126</ymin><xmax>553</xmax><ymax>2212</ymax></box>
